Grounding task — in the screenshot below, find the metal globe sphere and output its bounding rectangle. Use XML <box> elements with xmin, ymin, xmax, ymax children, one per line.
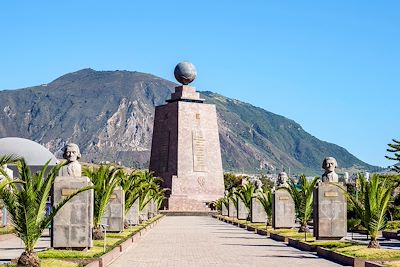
<box><xmin>174</xmin><ymin>62</ymin><xmax>197</xmax><ymax>85</ymax></box>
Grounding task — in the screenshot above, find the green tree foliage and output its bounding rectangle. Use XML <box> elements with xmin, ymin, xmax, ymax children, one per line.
<box><xmin>83</xmin><ymin>164</ymin><xmax>123</xmax><ymax>239</ymax></box>
<box><xmin>0</xmin><ymin>157</ymin><xmax>91</xmax><ymax>267</ymax></box>
<box><xmin>386</xmin><ymin>139</ymin><xmax>400</xmax><ymax>173</ymax></box>
<box><xmin>286</xmin><ymin>175</ymin><xmax>319</xmax><ymax>232</ymax></box>
<box><xmin>347</xmin><ymin>174</ymin><xmax>393</xmax><ymax>248</ymax></box>
<box><xmin>234</xmin><ymin>183</ymin><xmax>256</xmax><ymax>215</ymax></box>
<box><xmin>223</xmin><ymin>172</ymin><xmax>244</xmax><ymax>190</ymax></box>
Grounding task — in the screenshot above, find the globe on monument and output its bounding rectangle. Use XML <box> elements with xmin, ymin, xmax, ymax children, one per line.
<box><xmin>174</xmin><ymin>61</ymin><xmax>197</xmax><ymax>85</ymax></box>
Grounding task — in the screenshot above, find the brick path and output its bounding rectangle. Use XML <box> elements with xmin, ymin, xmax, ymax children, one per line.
<box><xmin>108</xmin><ymin>216</ymin><xmax>345</xmax><ymax>267</ymax></box>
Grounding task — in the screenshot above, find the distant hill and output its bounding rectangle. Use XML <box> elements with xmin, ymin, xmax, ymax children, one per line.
<box><xmin>0</xmin><ymin>68</ymin><xmax>376</xmax><ymax>175</ymax></box>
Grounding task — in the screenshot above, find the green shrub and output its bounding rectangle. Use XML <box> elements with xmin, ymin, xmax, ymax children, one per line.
<box><xmin>386</xmin><ymin>221</ymin><xmax>400</xmax><ymax>230</ymax></box>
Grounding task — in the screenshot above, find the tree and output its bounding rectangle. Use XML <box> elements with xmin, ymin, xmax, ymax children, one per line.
<box><xmin>83</xmin><ymin>164</ymin><xmax>123</xmax><ymax>239</ymax></box>
<box><xmin>286</xmin><ymin>175</ymin><xmax>319</xmax><ymax>232</ymax></box>
<box><xmin>386</xmin><ymin>139</ymin><xmax>400</xmax><ymax>173</ymax></box>
<box><xmin>0</xmin><ymin>157</ymin><xmax>91</xmax><ymax>267</ymax></box>
<box><xmin>223</xmin><ymin>172</ymin><xmax>244</xmax><ymax>191</ymax></box>
<box><xmin>346</xmin><ymin>174</ymin><xmax>393</xmax><ymax>248</ymax></box>
<box><xmin>256</xmin><ymin>188</ymin><xmax>273</xmax><ymax>224</ymax></box>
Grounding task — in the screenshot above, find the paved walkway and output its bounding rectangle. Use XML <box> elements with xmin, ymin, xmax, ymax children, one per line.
<box><xmin>109</xmin><ymin>216</ymin><xmax>345</xmax><ymax>267</ymax></box>
<box><xmin>0</xmin><ymin>230</ymin><xmax>50</xmax><ymax>263</ymax></box>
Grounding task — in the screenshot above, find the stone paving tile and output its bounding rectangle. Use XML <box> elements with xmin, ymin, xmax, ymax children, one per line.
<box><xmin>109</xmin><ymin>216</ymin><xmax>346</xmax><ymax>267</ymax></box>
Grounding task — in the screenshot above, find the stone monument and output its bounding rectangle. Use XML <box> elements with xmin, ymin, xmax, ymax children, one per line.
<box><xmin>272</xmin><ymin>172</ymin><xmax>295</xmax><ymax>228</ymax></box>
<box><xmin>221</xmin><ymin>202</ymin><xmax>228</xmax><ymax>216</ymax></box>
<box><xmin>0</xmin><ymin>164</ymin><xmax>13</xmax><ymax>226</ymax></box>
<box><xmin>126</xmin><ymin>199</ymin><xmax>139</xmax><ymax>226</ymax></box>
<box><xmin>251</xmin><ymin>195</ymin><xmax>267</xmax><ymax>223</ymax></box>
<box><xmin>149</xmin><ymin>62</ymin><xmax>225</xmax><ymax>211</ymax></box>
<box><xmin>237</xmin><ymin>197</ymin><xmax>248</xmax><ymax>220</ymax></box>
<box><xmin>228</xmin><ymin>199</ymin><xmax>237</xmax><ymax>218</ymax></box>
<box><xmin>52</xmin><ymin>143</ymin><xmax>93</xmax><ymax>249</ymax></box>
<box><xmin>313</xmin><ymin>157</ymin><xmax>347</xmax><ymax>240</ymax></box>
<box><xmin>101</xmin><ymin>186</ymin><xmax>124</xmax><ymax>232</ymax></box>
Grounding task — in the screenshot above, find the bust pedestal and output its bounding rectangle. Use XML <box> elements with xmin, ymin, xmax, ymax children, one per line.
<box><xmin>313</xmin><ymin>182</ymin><xmax>347</xmax><ymax>240</ymax></box>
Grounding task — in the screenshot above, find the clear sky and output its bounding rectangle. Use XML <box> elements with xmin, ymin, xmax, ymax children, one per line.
<box><xmin>1</xmin><ymin>1</ymin><xmax>399</xmax><ymax>167</ymax></box>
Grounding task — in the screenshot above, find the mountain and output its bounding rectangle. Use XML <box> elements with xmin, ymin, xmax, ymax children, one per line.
<box><xmin>0</xmin><ymin>68</ymin><xmax>376</xmax><ymax>175</ymax></box>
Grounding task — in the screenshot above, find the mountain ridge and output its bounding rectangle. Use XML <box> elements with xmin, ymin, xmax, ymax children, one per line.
<box><xmin>0</xmin><ymin>68</ymin><xmax>377</xmax><ymax>175</ymax></box>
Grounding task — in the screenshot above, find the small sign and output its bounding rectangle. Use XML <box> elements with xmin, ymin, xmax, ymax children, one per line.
<box><xmin>110</xmin><ymin>194</ymin><xmax>117</xmax><ymax>199</ymax></box>
<box><xmin>279</xmin><ymin>196</ymin><xmax>289</xmax><ymax>200</ymax></box>
<box><xmin>61</xmin><ymin>189</ymin><xmax>77</xmax><ymax>196</ymax></box>
<box><xmin>325</xmin><ymin>191</ymin><xmax>338</xmax><ymax>197</ymax></box>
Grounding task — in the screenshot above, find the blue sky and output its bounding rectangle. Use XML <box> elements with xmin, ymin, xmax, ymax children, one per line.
<box><xmin>1</xmin><ymin>1</ymin><xmax>399</xmax><ymax>167</ymax></box>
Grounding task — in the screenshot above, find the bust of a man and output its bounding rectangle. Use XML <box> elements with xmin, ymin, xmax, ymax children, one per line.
<box><xmin>59</xmin><ymin>143</ymin><xmax>82</xmax><ymax>177</ymax></box>
<box><xmin>321</xmin><ymin>157</ymin><xmax>339</xmax><ymax>183</ymax></box>
<box><xmin>276</xmin><ymin>172</ymin><xmax>289</xmax><ymax>188</ymax></box>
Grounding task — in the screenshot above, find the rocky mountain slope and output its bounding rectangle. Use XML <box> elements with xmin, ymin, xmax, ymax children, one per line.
<box><xmin>0</xmin><ymin>69</ymin><xmax>375</xmax><ymax>175</ymax></box>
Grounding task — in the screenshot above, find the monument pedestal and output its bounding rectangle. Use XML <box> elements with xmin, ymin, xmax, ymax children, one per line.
<box><xmin>237</xmin><ymin>197</ymin><xmax>248</xmax><ymax>220</ymax></box>
<box><xmin>228</xmin><ymin>200</ymin><xmax>237</xmax><ymax>218</ymax></box>
<box><xmin>221</xmin><ymin>202</ymin><xmax>228</xmax><ymax>216</ymax></box>
<box><xmin>272</xmin><ymin>189</ymin><xmax>295</xmax><ymax>229</ymax></box>
<box><xmin>126</xmin><ymin>199</ymin><xmax>139</xmax><ymax>226</ymax></box>
<box><xmin>251</xmin><ymin>197</ymin><xmax>267</xmax><ymax>223</ymax></box>
<box><xmin>52</xmin><ymin>176</ymin><xmax>93</xmax><ymax>250</ymax></box>
<box><xmin>149</xmin><ymin>84</ymin><xmax>225</xmax><ymax>211</ymax></box>
<box><xmin>313</xmin><ymin>182</ymin><xmax>347</xmax><ymax>240</ymax></box>
<box><xmin>101</xmin><ymin>186</ymin><xmax>124</xmax><ymax>232</ymax></box>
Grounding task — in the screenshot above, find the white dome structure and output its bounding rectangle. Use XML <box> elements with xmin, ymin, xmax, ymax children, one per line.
<box><xmin>0</xmin><ymin>137</ymin><xmax>58</xmax><ymax>165</ymax></box>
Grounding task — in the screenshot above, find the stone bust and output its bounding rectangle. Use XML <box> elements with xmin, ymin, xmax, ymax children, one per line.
<box><xmin>276</xmin><ymin>172</ymin><xmax>289</xmax><ymax>188</ymax></box>
<box><xmin>248</xmin><ymin>176</ymin><xmax>263</xmax><ymax>192</ymax></box>
<box><xmin>321</xmin><ymin>157</ymin><xmax>339</xmax><ymax>183</ymax></box>
<box><xmin>59</xmin><ymin>143</ymin><xmax>82</xmax><ymax>177</ymax></box>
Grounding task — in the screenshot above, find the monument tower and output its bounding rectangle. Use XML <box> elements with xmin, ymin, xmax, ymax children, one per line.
<box><xmin>149</xmin><ymin>62</ymin><xmax>225</xmax><ymax>211</ymax></box>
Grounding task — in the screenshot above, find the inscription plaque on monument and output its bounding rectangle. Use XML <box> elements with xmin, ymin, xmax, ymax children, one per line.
<box><xmin>313</xmin><ymin>183</ymin><xmax>347</xmax><ymax>239</ymax></box>
<box><xmin>52</xmin><ymin>176</ymin><xmax>93</xmax><ymax>249</ymax></box>
<box><xmin>192</xmin><ymin>130</ymin><xmax>206</xmax><ymax>172</ymax></box>
<box><xmin>251</xmin><ymin>197</ymin><xmax>267</xmax><ymax>223</ymax></box>
<box><xmin>237</xmin><ymin>197</ymin><xmax>249</xmax><ymax>220</ymax></box>
<box><xmin>272</xmin><ymin>189</ymin><xmax>295</xmax><ymax>228</ymax></box>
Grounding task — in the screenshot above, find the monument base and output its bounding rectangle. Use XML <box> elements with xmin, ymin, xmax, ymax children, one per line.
<box><xmin>167</xmin><ymin>195</ymin><xmax>210</xmax><ymax>211</ymax></box>
<box><xmin>52</xmin><ymin>176</ymin><xmax>93</xmax><ymax>250</ymax></box>
<box><xmin>272</xmin><ymin>189</ymin><xmax>295</xmax><ymax>229</ymax></box>
<box><xmin>313</xmin><ymin>182</ymin><xmax>347</xmax><ymax>240</ymax></box>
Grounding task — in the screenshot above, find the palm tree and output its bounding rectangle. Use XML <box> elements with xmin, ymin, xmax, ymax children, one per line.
<box><xmin>0</xmin><ymin>157</ymin><xmax>91</xmax><ymax>267</ymax></box>
<box><xmin>234</xmin><ymin>183</ymin><xmax>256</xmax><ymax>220</ymax></box>
<box><xmin>346</xmin><ymin>174</ymin><xmax>393</xmax><ymax>248</ymax></box>
<box><xmin>286</xmin><ymin>175</ymin><xmax>319</xmax><ymax>232</ymax></box>
<box><xmin>83</xmin><ymin>164</ymin><xmax>123</xmax><ymax>239</ymax></box>
<box><xmin>256</xmin><ymin>188</ymin><xmax>273</xmax><ymax>224</ymax></box>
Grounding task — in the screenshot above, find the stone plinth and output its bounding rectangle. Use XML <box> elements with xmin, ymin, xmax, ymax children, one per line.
<box><xmin>251</xmin><ymin>197</ymin><xmax>267</xmax><ymax>223</ymax></box>
<box><xmin>101</xmin><ymin>186</ymin><xmax>124</xmax><ymax>232</ymax></box>
<box><xmin>221</xmin><ymin>202</ymin><xmax>228</xmax><ymax>216</ymax></box>
<box><xmin>126</xmin><ymin>199</ymin><xmax>139</xmax><ymax>226</ymax></box>
<box><xmin>272</xmin><ymin>189</ymin><xmax>295</xmax><ymax>229</ymax></box>
<box><xmin>237</xmin><ymin>198</ymin><xmax>248</xmax><ymax>220</ymax></box>
<box><xmin>149</xmin><ymin>85</ymin><xmax>224</xmax><ymax>211</ymax></box>
<box><xmin>313</xmin><ymin>182</ymin><xmax>347</xmax><ymax>240</ymax></box>
<box><xmin>228</xmin><ymin>200</ymin><xmax>237</xmax><ymax>218</ymax></box>
<box><xmin>52</xmin><ymin>176</ymin><xmax>93</xmax><ymax>249</ymax></box>
<box><xmin>140</xmin><ymin>204</ymin><xmax>149</xmax><ymax>222</ymax></box>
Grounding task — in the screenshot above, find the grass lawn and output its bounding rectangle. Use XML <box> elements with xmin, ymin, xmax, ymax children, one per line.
<box><xmin>0</xmin><ymin>259</ymin><xmax>83</xmax><ymax>267</ymax></box>
<box><xmin>270</xmin><ymin>228</ymin><xmax>314</xmax><ymax>240</ymax></box>
<box><xmin>306</xmin><ymin>241</ymin><xmax>355</xmax><ymax>249</ymax></box>
<box><xmin>0</xmin><ymin>225</ymin><xmax>14</xmax><ymax>235</ymax></box>
<box><xmin>334</xmin><ymin>245</ymin><xmax>400</xmax><ymax>259</ymax></box>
